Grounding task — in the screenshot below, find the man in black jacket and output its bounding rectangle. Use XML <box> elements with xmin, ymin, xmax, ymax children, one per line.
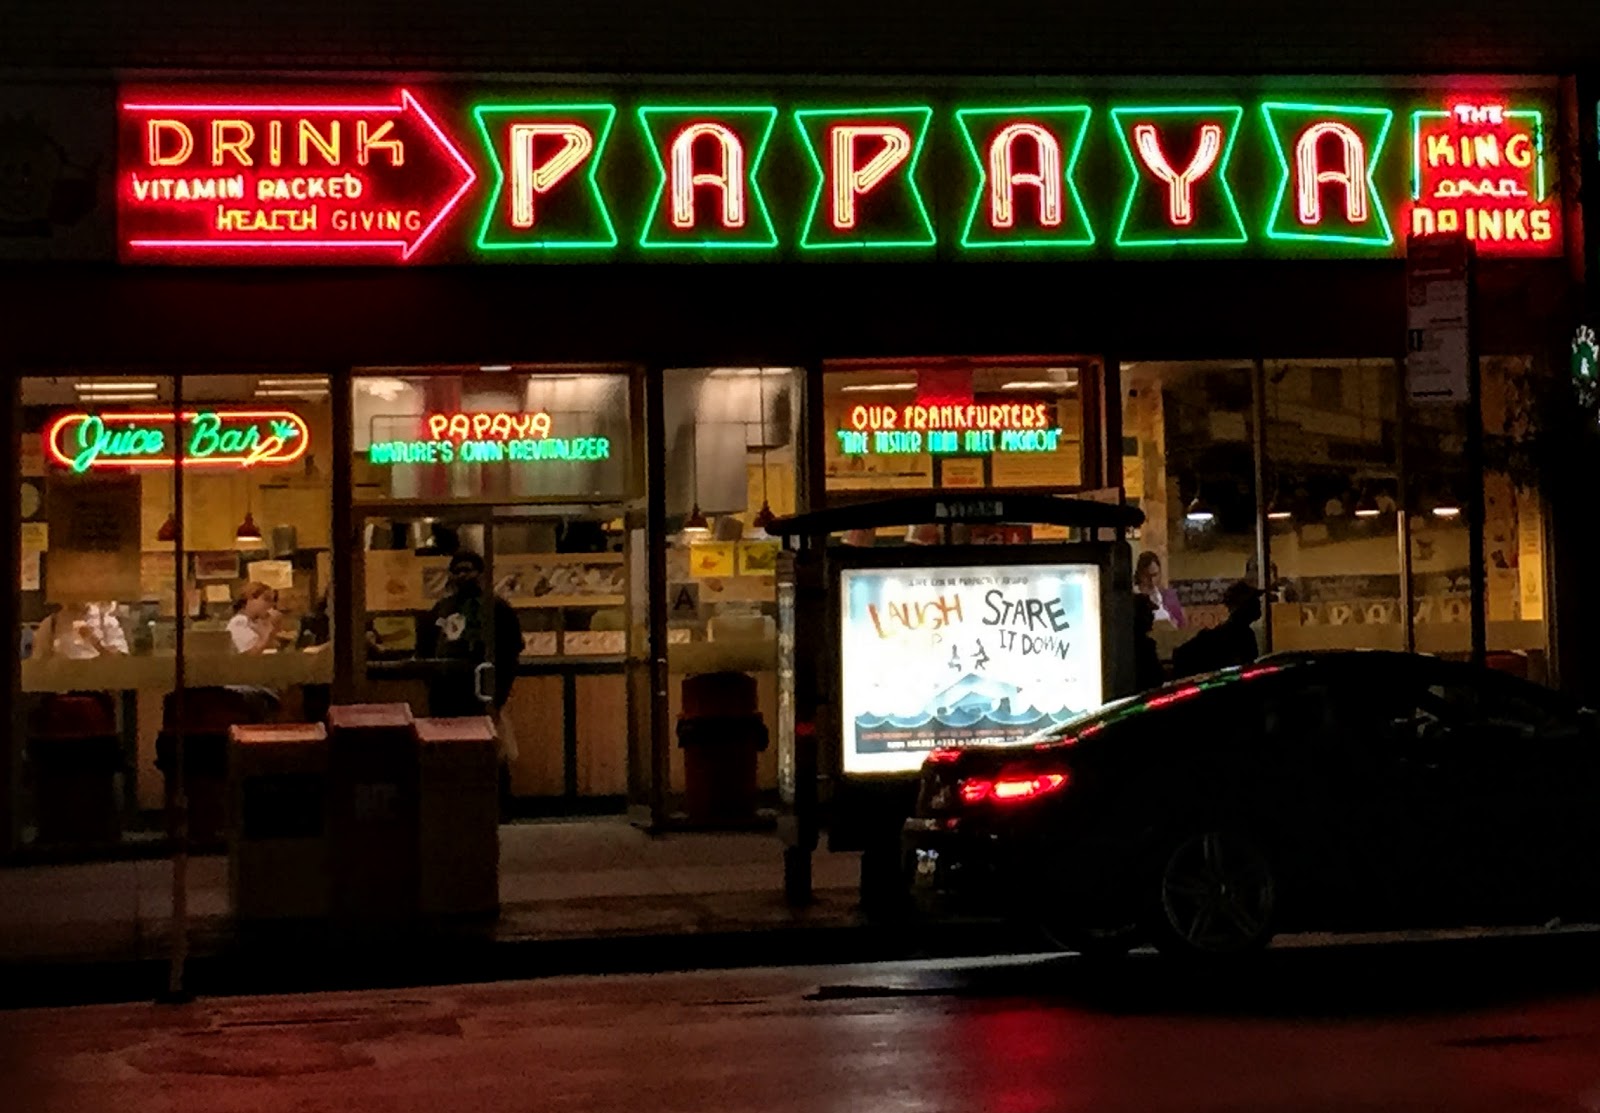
<box><xmin>418</xmin><ymin>550</ymin><xmax>522</xmax><ymax>718</ymax></box>
<box><xmin>1171</xmin><ymin>580</ymin><xmax>1263</xmax><ymax>679</ymax></box>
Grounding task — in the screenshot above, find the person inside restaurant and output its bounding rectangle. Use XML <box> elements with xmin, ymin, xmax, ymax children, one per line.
<box><xmin>227</xmin><ymin>582</ymin><xmax>292</xmax><ymax>656</ymax></box>
<box><xmin>30</xmin><ymin>601</ymin><xmax>129</xmax><ymax>660</ymax></box>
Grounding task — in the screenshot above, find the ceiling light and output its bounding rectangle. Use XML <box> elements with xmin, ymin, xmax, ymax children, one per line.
<box><xmin>838</xmin><ymin>382</ymin><xmax>917</xmax><ymax>393</ymax></box>
<box><xmin>480</xmin><ymin>364</ymin><xmax>513</xmax><ymax>373</ymax></box>
<box><xmin>682</xmin><ymin>505</ymin><xmax>710</xmax><ymax>535</ymax></box>
<box><xmin>76</xmin><ymin>393</ymin><xmax>158</xmax><ymax>403</ymax></box>
<box><xmin>256</xmin><ymin>377</ymin><xmax>328</xmax><ymax>388</ymax></box>
<box><xmin>234</xmin><ymin>511</ymin><xmax>264</xmax><ymax>548</ymax></box>
<box><xmin>999</xmin><ymin>380</ymin><xmax>1076</xmax><ymax>391</ymax></box>
<box><xmin>76</xmin><ymin>381</ymin><xmax>159</xmax><ymax>393</ymax></box>
<box><xmin>1185</xmin><ymin>494</ymin><xmax>1215</xmax><ymax>524</ymax></box>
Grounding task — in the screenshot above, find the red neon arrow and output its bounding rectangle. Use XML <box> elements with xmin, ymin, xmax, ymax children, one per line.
<box><xmin>122</xmin><ymin>88</ymin><xmax>477</xmax><ymax>261</ymax></box>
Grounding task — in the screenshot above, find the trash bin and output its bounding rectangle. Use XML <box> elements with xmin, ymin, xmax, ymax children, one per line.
<box><xmin>677</xmin><ymin>671</ymin><xmax>769</xmax><ymax>826</ymax></box>
<box><xmin>28</xmin><ymin>693</ymin><xmax>122</xmax><ymax>845</ymax></box>
<box><xmin>416</xmin><ymin>716</ymin><xmax>500</xmax><ymax>918</ymax></box>
<box><xmin>326</xmin><ymin>703</ymin><xmax>419</xmax><ymax>922</ymax></box>
<box><xmin>229</xmin><ymin>722</ymin><xmax>329</xmax><ymax>921</ymax></box>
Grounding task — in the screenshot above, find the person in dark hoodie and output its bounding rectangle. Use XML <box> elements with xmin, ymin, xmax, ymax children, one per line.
<box><xmin>1171</xmin><ymin>580</ymin><xmax>1263</xmax><ymax>678</ymax></box>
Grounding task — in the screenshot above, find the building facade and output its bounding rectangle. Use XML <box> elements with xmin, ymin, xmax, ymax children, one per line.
<box><xmin>3</xmin><ymin>3</ymin><xmax>1599</xmax><ymax>859</ymax></box>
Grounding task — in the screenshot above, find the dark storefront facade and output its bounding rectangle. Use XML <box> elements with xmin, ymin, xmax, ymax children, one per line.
<box><xmin>1</xmin><ymin>63</ymin><xmax>1594</xmax><ymax>862</ymax></box>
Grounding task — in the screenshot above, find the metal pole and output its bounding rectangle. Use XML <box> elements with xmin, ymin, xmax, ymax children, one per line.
<box><xmin>644</xmin><ymin>365</ymin><xmax>670</xmax><ymax>828</ymax></box>
<box><xmin>1465</xmin><ymin>249</ymin><xmax>1488</xmax><ymax>668</ymax></box>
<box><xmin>1252</xmin><ymin>358</ymin><xmax>1272</xmax><ymax>653</ymax></box>
<box><xmin>166</xmin><ymin>373</ymin><xmax>189</xmax><ymax>1001</ymax></box>
<box><xmin>1396</xmin><ymin>359</ymin><xmax>1416</xmax><ymax>654</ymax></box>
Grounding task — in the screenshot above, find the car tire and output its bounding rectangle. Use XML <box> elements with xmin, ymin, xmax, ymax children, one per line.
<box><xmin>1143</xmin><ymin>828</ymin><xmax>1277</xmax><ymax>962</ymax></box>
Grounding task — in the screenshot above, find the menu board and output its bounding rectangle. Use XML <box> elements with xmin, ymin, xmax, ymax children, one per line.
<box><xmin>838</xmin><ymin>562</ymin><xmax>1102</xmax><ymax>775</ymax></box>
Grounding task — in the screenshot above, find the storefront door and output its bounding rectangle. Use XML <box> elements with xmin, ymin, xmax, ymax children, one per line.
<box><xmin>353</xmin><ymin>505</ymin><xmax>638</xmax><ymax>814</ymax></box>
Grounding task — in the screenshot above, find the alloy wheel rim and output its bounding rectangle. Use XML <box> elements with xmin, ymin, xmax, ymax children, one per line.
<box><xmin>1159</xmin><ymin>832</ymin><xmax>1275</xmax><ymax>953</ymax></box>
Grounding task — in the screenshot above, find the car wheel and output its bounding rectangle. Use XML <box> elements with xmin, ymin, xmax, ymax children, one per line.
<box><xmin>1146</xmin><ymin>829</ymin><xmax>1277</xmax><ymax>961</ymax></box>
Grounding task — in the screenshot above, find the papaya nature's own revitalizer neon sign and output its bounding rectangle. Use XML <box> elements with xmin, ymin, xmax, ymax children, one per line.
<box><xmin>366</xmin><ymin>411</ymin><xmax>613</xmax><ymax>465</ymax></box>
<box><xmin>45</xmin><ymin>410</ymin><xmax>311</xmax><ymax>473</ymax></box>
<box><xmin>115</xmin><ymin>86</ymin><xmax>1564</xmax><ymax>262</ymax></box>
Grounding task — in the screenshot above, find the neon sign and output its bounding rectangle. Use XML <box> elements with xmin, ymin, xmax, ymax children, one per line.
<box><xmin>118</xmin><ymin>88</ymin><xmax>476</xmax><ymax>261</ymax></box>
<box><xmin>112</xmin><ymin>83</ymin><xmax>1564</xmax><ymax>263</ymax></box>
<box><xmin>956</xmin><ymin>106</ymin><xmax>1094</xmax><ymax>250</ymax></box>
<box><xmin>1111</xmin><ymin>106</ymin><xmax>1247</xmax><ymax>247</ymax></box>
<box><xmin>638</xmin><ymin>106</ymin><xmax>779</xmax><ymax>250</ymax></box>
<box><xmin>473</xmin><ymin>103</ymin><xmax>618</xmax><ymax>251</ymax></box>
<box><xmin>367</xmin><ymin>411</ymin><xmax>611</xmax><ymax>465</ymax></box>
<box><xmin>836</xmin><ymin>402</ymin><xmax>1061</xmax><ymax>455</ymax></box>
<box><xmin>1261</xmin><ymin>102</ymin><xmax>1394</xmax><ymax>247</ymax></box>
<box><xmin>1409</xmin><ymin>102</ymin><xmax>1557</xmax><ymax>254</ymax></box>
<box><xmin>794</xmin><ymin>107</ymin><xmax>935</xmax><ymax>250</ymax></box>
<box><xmin>46</xmin><ymin>410</ymin><xmax>310</xmax><ymax>473</ymax></box>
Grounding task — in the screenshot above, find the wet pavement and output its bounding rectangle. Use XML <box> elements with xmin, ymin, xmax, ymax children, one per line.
<box><xmin>5</xmin><ymin>930</ymin><xmax>1600</xmax><ymax>1112</ymax></box>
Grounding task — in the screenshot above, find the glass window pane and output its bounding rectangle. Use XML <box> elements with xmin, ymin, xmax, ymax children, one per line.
<box><xmin>1122</xmin><ymin>361</ymin><xmax>1257</xmax><ymax>668</ymax></box>
<box><xmin>353</xmin><ymin>367</ymin><xmax>632</xmax><ymax>501</ymax></box>
<box><xmin>1264</xmin><ymin>359</ymin><xmax>1402</xmax><ymax>652</ymax></box>
<box><xmin>663</xmin><ymin>368</ymin><xmax>801</xmax><ymax>806</ymax></box>
<box><xmin>823</xmin><ymin>361</ymin><xmax>1087</xmax><ymax>496</ymax></box>
<box><xmin>20</xmin><ymin>375</ymin><xmax>176</xmax><ymax>853</ymax></box>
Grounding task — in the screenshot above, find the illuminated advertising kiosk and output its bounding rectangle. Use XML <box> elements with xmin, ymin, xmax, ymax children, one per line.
<box><xmin>767</xmin><ymin>493</ymin><xmax>1143</xmax><ymax>911</ymax></box>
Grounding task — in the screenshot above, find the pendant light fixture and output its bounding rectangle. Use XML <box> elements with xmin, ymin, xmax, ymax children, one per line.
<box><xmin>235</xmin><ymin>510</ymin><xmax>263</xmax><ymax>548</ymax></box>
<box><xmin>1184</xmin><ymin>480</ymin><xmax>1215</xmax><ymax>524</ymax></box>
<box><xmin>1431</xmin><ymin>485</ymin><xmax>1462</xmax><ymax>519</ymax></box>
<box><xmin>683</xmin><ymin>418</ymin><xmax>709</xmax><ymax>535</ymax></box>
<box><xmin>1265</xmin><ymin>479</ymin><xmax>1292</xmax><ymax>523</ymax></box>
<box><xmin>1353</xmin><ymin>484</ymin><xmax>1381</xmax><ymax>519</ymax></box>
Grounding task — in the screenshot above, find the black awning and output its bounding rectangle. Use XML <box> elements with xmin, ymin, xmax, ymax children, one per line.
<box><xmin>764</xmin><ymin>493</ymin><xmax>1144</xmax><ymax>537</ymax></box>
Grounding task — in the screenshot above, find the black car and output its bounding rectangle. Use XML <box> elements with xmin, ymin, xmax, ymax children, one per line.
<box><xmin>903</xmin><ymin>651</ymin><xmax>1600</xmax><ymax>961</ymax></box>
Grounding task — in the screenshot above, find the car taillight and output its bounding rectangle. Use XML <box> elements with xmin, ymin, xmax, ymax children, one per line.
<box><xmin>957</xmin><ymin>770</ymin><xmax>1069</xmax><ymax>805</ymax></box>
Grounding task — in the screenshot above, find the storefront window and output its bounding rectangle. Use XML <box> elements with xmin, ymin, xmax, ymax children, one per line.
<box><xmin>17</xmin><ymin>373</ymin><xmax>333</xmax><ymax>849</ymax></box>
<box><xmin>1122</xmin><ymin>362</ymin><xmax>1257</xmax><ymax>663</ymax></box>
<box><xmin>353</xmin><ymin>367</ymin><xmax>632</xmax><ymax>501</ymax></box>
<box><xmin>1261</xmin><ymin>360</ymin><xmax>1402</xmax><ymax>653</ymax></box>
<box><xmin>823</xmin><ymin>360</ymin><xmax>1087</xmax><ymax>498</ymax></box>
<box><xmin>1406</xmin><ymin>356</ymin><xmax>1550</xmax><ymax>681</ymax></box>
<box><xmin>352</xmin><ymin>367</ymin><xmax>640</xmax><ymax>813</ymax></box>
<box><xmin>663</xmin><ymin>368</ymin><xmax>801</xmax><ymax>806</ymax></box>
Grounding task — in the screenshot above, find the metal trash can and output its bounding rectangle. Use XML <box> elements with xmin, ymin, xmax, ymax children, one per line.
<box><xmin>326</xmin><ymin>703</ymin><xmax>419</xmax><ymax>923</ymax></box>
<box><xmin>416</xmin><ymin>716</ymin><xmax>501</xmax><ymax>918</ymax></box>
<box><xmin>228</xmin><ymin>722</ymin><xmax>329</xmax><ymax>921</ymax></box>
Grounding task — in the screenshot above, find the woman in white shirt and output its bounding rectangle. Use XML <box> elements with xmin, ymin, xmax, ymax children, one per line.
<box><xmin>33</xmin><ymin>601</ymin><xmax>130</xmax><ymax>660</ymax></box>
<box><xmin>227</xmin><ymin>582</ymin><xmax>286</xmax><ymax>655</ymax></box>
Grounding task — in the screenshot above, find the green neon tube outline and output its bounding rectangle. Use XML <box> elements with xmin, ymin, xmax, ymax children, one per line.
<box><xmin>793</xmin><ymin>106</ymin><xmax>937</xmax><ymax>251</ymax></box>
<box><xmin>1260</xmin><ymin>101</ymin><xmax>1394</xmax><ymax>247</ymax></box>
<box><xmin>954</xmin><ymin>105</ymin><xmax>1095</xmax><ymax>251</ymax></box>
<box><xmin>472</xmin><ymin>102</ymin><xmax>619</xmax><ymax>252</ymax></box>
<box><xmin>1110</xmin><ymin>104</ymin><xmax>1248</xmax><ymax>249</ymax></box>
<box><xmin>636</xmin><ymin>105</ymin><xmax>780</xmax><ymax>251</ymax></box>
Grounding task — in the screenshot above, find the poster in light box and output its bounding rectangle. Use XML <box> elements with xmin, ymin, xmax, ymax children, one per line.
<box><xmin>838</xmin><ymin>562</ymin><xmax>1102</xmax><ymax>775</ymax></box>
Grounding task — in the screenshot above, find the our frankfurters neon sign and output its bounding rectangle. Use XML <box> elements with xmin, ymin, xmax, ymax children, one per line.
<box><xmin>46</xmin><ymin>410</ymin><xmax>311</xmax><ymax>473</ymax></box>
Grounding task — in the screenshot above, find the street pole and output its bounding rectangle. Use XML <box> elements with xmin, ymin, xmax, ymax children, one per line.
<box><xmin>166</xmin><ymin>372</ymin><xmax>189</xmax><ymax>1002</ymax></box>
<box><xmin>1465</xmin><ymin>246</ymin><xmax>1487</xmax><ymax>669</ymax></box>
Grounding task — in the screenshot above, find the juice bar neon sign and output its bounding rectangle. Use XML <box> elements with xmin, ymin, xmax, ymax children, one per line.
<box><xmin>46</xmin><ymin>410</ymin><xmax>310</xmax><ymax>473</ymax></box>
<box><xmin>117</xmin><ymin>86</ymin><xmax>1563</xmax><ymax>261</ymax></box>
<box><xmin>367</xmin><ymin>411</ymin><xmax>612</xmax><ymax>465</ymax></box>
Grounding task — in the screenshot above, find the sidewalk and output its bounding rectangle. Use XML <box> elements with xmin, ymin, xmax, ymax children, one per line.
<box><xmin>0</xmin><ymin>819</ymin><xmax>1022</xmax><ymax>1006</ymax></box>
